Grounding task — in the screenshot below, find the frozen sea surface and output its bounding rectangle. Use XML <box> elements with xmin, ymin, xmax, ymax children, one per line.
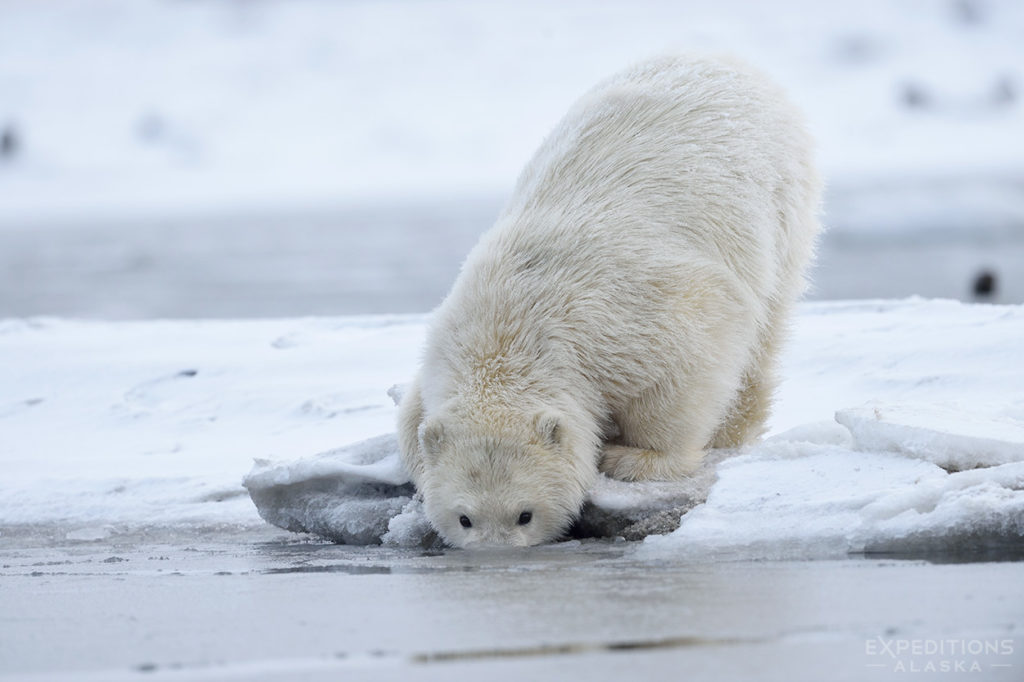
<box><xmin>1</xmin><ymin>532</ymin><xmax>1022</xmax><ymax>681</ymax></box>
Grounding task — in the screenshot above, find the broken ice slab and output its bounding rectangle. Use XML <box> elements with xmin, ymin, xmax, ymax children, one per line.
<box><xmin>836</xmin><ymin>402</ymin><xmax>1024</xmax><ymax>471</ymax></box>
<box><xmin>243</xmin><ymin>433</ymin><xmax>718</xmax><ymax>546</ymax></box>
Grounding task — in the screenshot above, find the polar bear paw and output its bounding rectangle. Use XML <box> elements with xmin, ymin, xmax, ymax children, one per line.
<box><xmin>599</xmin><ymin>444</ymin><xmax>702</xmax><ymax>482</ymax></box>
<box><xmin>599</xmin><ymin>444</ymin><xmax>660</xmax><ymax>481</ymax></box>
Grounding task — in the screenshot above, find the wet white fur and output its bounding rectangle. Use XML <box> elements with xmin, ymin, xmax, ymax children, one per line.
<box><xmin>398</xmin><ymin>54</ymin><xmax>822</xmax><ymax>547</ymax></box>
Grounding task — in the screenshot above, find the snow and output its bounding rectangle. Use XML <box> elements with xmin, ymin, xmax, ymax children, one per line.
<box><xmin>3</xmin><ymin>299</ymin><xmax>1022</xmax><ymax>558</ymax></box>
<box><xmin>0</xmin><ymin>315</ymin><xmax>425</xmax><ymax>534</ymax></box>
<box><xmin>1</xmin><ymin>0</ymin><xmax>1022</xmax><ymax>223</ymax></box>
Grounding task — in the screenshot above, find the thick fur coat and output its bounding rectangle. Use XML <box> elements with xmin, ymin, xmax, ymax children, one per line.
<box><xmin>398</xmin><ymin>54</ymin><xmax>822</xmax><ymax>547</ymax></box>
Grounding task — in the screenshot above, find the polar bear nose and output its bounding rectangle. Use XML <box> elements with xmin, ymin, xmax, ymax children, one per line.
<box><xmin>465</xmin><ymin>526</ymin><xmax>528</xmax><ymax>548</ymax></box>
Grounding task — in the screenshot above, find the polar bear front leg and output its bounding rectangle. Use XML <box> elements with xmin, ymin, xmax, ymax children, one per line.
<box><xmin>396</xmin><ymin>377</ymin><xmax>427</xmax><ymax>483</ymax></box>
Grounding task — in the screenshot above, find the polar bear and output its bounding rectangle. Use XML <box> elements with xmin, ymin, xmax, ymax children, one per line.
<box><xmin>397</xmin><ymin>54</ymin><xmax>821</xmax><ymax>548</ymax></box>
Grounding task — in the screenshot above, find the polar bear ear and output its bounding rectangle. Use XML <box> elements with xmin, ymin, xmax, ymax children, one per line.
<box><xmin>533</xmin><ymin>411</ymin><xmax>564</xmax><ymax>447</ymax></box>
<box><xmin>419</xmin><ymin>418</ymin><xmax>446</xmax><ymax>460</ymax></box>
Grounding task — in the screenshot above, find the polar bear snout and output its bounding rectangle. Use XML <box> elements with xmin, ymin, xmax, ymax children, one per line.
<box><xmin>423</xmin><ymin>488</ymin><xmax>570</xmax><ymax>549</ymax></box>
<box><xmin>461</xmin><ymin>526</ymin><xmax>534</xmax><ymax>549</ymax></box>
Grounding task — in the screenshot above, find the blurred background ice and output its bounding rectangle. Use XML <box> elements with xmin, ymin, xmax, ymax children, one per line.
<box><xmin>1</xmin><ymin>0</ymin><xmax>1021</xmax><ymax>319</ymax></box>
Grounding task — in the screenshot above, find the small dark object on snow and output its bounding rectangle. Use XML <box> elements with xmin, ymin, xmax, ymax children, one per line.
<box><xmin>1</xmin><ymin>126</ymin><xmax>18</xmax><ymax>159</ymax></box>
<box><xmin>992</xmin><ymin>76</ymin><xmax>1016</xmax><ymax>107</ymax></box>
<box><xmin>972</xmin><ymin>270</ymin><xmax>997</xmax><ymax>299</ymax></box>
<box><xmin>953</xmin><ymin>0</ymin><xmax>984</xmax><ymax>25</ymax></box>
<box><xmin>900</xmin><ymin>82</ymin><xmax>931</xmax><ymax>109</ymax></box>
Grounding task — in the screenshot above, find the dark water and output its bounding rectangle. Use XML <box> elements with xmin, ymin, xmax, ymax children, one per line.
<box><xmin>0</xmin><ymin>196</ymin><xmax>499</xmax><ymax>319</ymax></box>
<box><xmin>1</xmin><ymin>181</ymin><xmax>1021</xmax><ymax>320</ymax></box>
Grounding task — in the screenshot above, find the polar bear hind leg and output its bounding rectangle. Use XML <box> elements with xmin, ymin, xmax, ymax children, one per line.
<box><xmin>599</xmin><ymin>370</ymin><xmax>729</xmax><ymax>481</ymax></box>
<box><xmin>709</xmin><ymin>296</ymin><xmax>795</xmax><ymax>449</ymax></box>
<box><xmin>599</xmin><ymin>299</ymin><xmax>755</xmax><ymax>481</ymax></box>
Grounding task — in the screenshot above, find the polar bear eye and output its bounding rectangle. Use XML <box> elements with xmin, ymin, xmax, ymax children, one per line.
<box><xmin>459</xmin><ymin>515</ymin><xmax>472</xmax><ymax>528</ymax></box>
<box><xmin>517</xmin><ymin>511</ymin><xmax>533</xmax><ymax>525</ymax></box>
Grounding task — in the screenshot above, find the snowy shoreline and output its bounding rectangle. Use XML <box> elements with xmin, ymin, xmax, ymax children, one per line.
<box><xmin>1</xmin><ymin>298</ymin><xmax>1022</xmax><ymax>558</ymax></box>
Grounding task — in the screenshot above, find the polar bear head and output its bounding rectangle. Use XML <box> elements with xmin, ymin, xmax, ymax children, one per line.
<box><xmin>415</xmin><ymin>411</ymin><xmax>590</xmax><ymax>548</ymax></box>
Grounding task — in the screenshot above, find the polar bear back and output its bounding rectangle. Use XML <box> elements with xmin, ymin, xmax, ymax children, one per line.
<box><xmin>422</xmin><ymin>54</ymin><xmax>820</xmax><ymax>412</ymax></box>
<box><xmin>505</xmin><ymin>54</ymin><xmax>819</xmax><ymax>303</ymax></box>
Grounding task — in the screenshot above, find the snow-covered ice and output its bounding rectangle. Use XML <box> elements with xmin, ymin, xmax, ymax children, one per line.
<box><xmin>2</xmin><ymin>299</ymin><xmax>1022</xmax><ymax>558</ymax></box>
<box><xmin>0</xmin><ymin>315</ymin><xmax>423</xmax><ymax>534</ymax></box>
<box><xmin>640</xmin><ymin>433</ymin><xmax>1024</xmax><ymax>561</ymax></box>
